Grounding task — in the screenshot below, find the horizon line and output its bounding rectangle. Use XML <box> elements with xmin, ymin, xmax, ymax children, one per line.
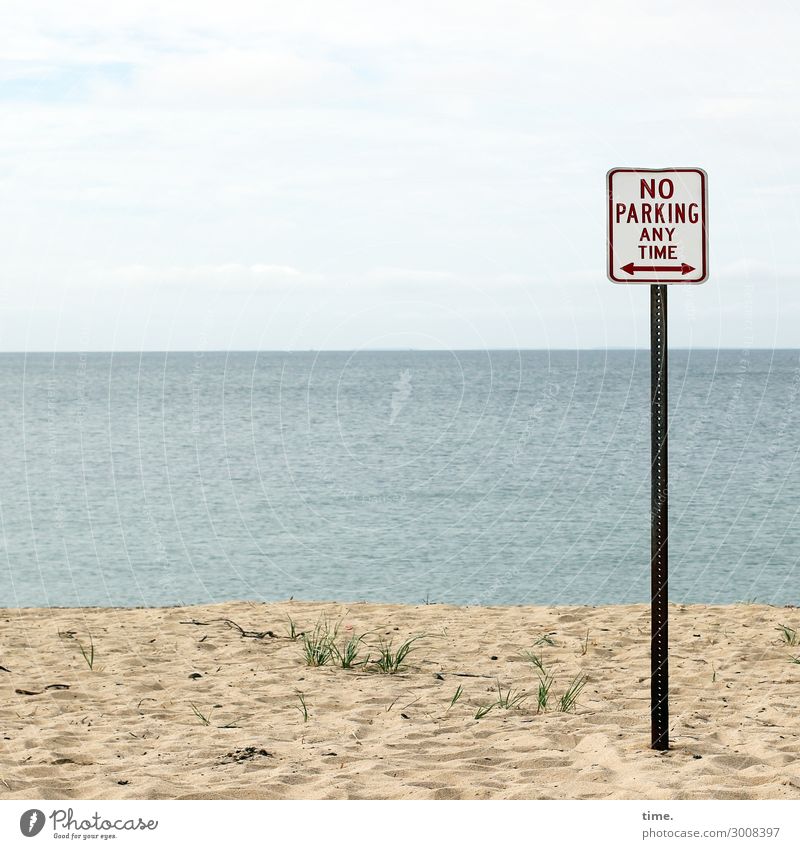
<box><xmin>0</xmin><ymin>347</ymin><xmax>798</xmax><ymax>355</ymax></box>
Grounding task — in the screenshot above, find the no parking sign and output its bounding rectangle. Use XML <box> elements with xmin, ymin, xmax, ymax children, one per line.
<box><xmin>607</xmin><ymin>167</ymin><xmax>708</xmax><ymax>284</ymax></box>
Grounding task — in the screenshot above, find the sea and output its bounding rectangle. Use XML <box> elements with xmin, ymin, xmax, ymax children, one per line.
<box><xmin>1</xmin><ymin>350</ymin><xmax>798</xmax><ymax>608</ymax></box>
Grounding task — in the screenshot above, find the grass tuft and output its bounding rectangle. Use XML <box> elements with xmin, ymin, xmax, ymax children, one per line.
<box><xmin>76</xmin><ymin>635</ymin><xmax>95</xmax><ymax>670</ymax></box>
<box><xmin>474</xmin><ymin>703</ymin><xmax>494</xmax><ymax>719</ymax></box>
<box><xmin>777</xmin><ymin>624</ymin><xmax>798</xmax><ymax>646</ymax></box>
<box><xmin>58</xmin><ymin>631</ymin><xmax>96</xmax><ymax>670</ymax></box>
<box><xmin>448</xmin><ymin>685</ymin><xmax>464</xmax><ymax>710</ymax></box>
<box><xmin>295</xmin><ymin>692</ymin><xmax>309</xmax><ymax>722</ymax></box>
<box><xmin>373</xmin><ymin>636</ymin><xmax>422</xmax><ymax>674</ymax></box>
<box><xmin>494</xmin><ymin>680</ymin><xmax>527</xmax><ymax>710</ymax></box>
<box><xmin>331</xmin><ymin>631</ymin><xmax>369</xmax><ymax>669</ymax></box>
<box><xmin>536</xmin><ymin>673</ymin><xmax>553</xmax><ymax>713</ymax></box>
<box><xmin>301</xmin><ymin>620</ymin><xmax>338</xmax><ymax>667</ymax></box>
<box><xmin>286</xmin><ymin>617</ymin><xmax>303</xmax><ymax>641</ymax></box>
<box><xmin>558</xmin><ymin>673</ymin><xmax>588</xmax><ymax>713</ymax></box>
<box><xmin>522</xmin><ymin>650</ymin><xmax>546</xmax><ymax>675</ymax></box>
<box><xmin>188</xmin><ymin>702</ymin><xmax>240</xmax><ymax>728</ymax></box>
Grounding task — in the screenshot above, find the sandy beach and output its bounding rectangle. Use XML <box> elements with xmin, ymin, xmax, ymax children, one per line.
<box><xmin>1</xmin><ymin>601</ymin><xmax>799</xmax><ymax>800</ymax></box>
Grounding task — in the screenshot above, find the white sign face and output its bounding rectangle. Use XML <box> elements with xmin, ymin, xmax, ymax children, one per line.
<box><xmin>607</xmin><ymin>167</ymin><xmax>708</xmax><ymax>284</ymax></box>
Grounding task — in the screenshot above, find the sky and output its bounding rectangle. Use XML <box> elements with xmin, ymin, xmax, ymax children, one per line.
<box><xmin>1</xmin><ymin>0</ymin><xmax>799</xmax><ymax>351</ymax></box>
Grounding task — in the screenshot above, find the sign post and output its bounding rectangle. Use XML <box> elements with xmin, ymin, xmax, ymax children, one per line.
<box><xmin>606</xmin><ymin>167</ymin><xmax>709</xmax><ymax>751</ymax></box>
<box><xmin>650</xmin><ymin>282</ymin><xmax>669</xmax><ymax>750</ymax></box>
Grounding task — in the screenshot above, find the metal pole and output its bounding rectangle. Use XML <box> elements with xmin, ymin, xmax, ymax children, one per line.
<box><xmin>650</xmin><ymin>283</ymin><xmax>669</xmax><ymax>750</ymax></box>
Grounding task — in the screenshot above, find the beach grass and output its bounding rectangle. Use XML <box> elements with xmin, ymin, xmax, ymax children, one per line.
<box><xmin>286</xmin><ymin>617</ymin><xmax>303</xmax><ymax>641</ymax></box>
<box><xmin>77</xmin><ymin>635</ymin><xmax>95</xmax><ymax>670</ymax></box>
<box><xmin>58</xmin><ymin>631</ymin><xmax>95</xmax><ymax>670</ymax></box>
<box><xmin>524</xmin><ymin>650</ymin><xmax>546</xmax><ymax>675</ymax></box>
<box><xmin>448</xmin><ymin>685</ymin><xmax>464</xmax><ymax>709</ymax></box>
<box><xmin>536</xmin><ymin>673</ymin><xmax>554</xmax><ymax>712</ymax></box>
<box><xmin>295</xmin><ymin>692</ymin><xmax>310</xmax><ymax>722</ymax></box>
<box><xmin>494</xmin><ymin>681</ymin><xmax>527</xmax><ymax>710</ymax></box>
<box><xmin>474</xmin><ymin>702</ymin><xmax>494</xmax><ymax>719</ymax></box>
<box><xmin>558</xmin><ymin>674</ymin><xmax>588</xmax><ymax>713</ymax></box>
<box><xmin>373</xmin><ymin>636</ymin><xmax>422</xmax><ymax>674</ymax></box>
<box><xmin>331</xmin><ymin>632</ymin><xmax>369</xmax><ymax>669</ymax></box>
<box><xmin>301</xmin><ymin>621</ymin><xmax>338</xmax><ymax>667</ymax></box>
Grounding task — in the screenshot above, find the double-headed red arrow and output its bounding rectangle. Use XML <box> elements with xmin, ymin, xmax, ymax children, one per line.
<box><xmin>622</xmin><ymin>262</ymin><xmax>695</xmax><ymax>276</ymax></box>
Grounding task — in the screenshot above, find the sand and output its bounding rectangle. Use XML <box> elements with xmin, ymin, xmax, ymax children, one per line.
<box><xmin>1</xmin><ymin>600</ymin><xmax>799</xmax><ymax>800</ymax></box>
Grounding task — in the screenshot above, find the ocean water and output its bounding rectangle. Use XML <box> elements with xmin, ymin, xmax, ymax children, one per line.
<box><xmin>0</xmin><ymin>350</ymin><xmax>798</xmax><ymax>608</ymax></box>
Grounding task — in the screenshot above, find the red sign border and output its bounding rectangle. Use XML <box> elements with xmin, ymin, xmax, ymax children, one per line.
<box><xmin>607</xmin><ymin>167</ymin><xmax>708</xmax><ymax>285</ymax></box>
